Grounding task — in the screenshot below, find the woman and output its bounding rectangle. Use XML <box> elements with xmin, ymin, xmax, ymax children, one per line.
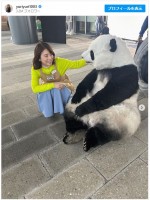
<box><xmin>31</xmin><ymin>41</ymin><xmax>86</xmax><ymax>117</ymax></box>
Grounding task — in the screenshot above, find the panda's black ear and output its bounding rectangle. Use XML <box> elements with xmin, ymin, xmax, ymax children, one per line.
<box><xmin>110</xmin><ymin>39</ymin><xmax>117</xmax><ymax>52</ymax></box>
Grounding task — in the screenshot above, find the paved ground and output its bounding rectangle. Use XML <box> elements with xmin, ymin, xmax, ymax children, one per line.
<box><xmin>2</xmin><ymin>31</ymin><xmax>148</xmax><ymax>199</ymax></box>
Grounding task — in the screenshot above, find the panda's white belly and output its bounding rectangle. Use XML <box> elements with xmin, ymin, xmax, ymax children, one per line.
<box><xmin>91</xmin><ymin>74</ymin><xmax>109</xmax><ymax>96</ymax></box>
<box><xmin>81</xmin><ymin>101</ymin><xmax>140</xmax><ymax>137</ymax></box>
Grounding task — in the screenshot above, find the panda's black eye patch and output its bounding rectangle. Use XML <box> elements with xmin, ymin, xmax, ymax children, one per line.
<box><xmin>90</xmin><ymin>50</ymin><xmax>94</xmax><ymax>60</ymax></box>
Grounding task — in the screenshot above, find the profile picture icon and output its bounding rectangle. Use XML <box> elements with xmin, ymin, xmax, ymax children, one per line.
<box><xmin>5</xmin><ymin>4</ymin><xmax>12</xmax><ymax>13</ymax></box>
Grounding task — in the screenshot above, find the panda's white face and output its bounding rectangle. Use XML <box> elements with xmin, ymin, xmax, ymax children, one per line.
<box><xmin>82</xmin><ymin>34</ymin><xmax>135</xmax><ymax>70</ymax></box>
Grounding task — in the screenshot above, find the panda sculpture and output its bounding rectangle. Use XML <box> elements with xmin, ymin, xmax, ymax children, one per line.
<box><xmin>63</xmin><ymin>34</ymin><xmax>141</xmax><ymax>151</ymax></box>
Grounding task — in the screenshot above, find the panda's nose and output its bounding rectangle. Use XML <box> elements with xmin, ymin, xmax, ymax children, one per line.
<box><xmin>90</xmin><ymin>50</ymin><xmax>94</xmax><ymax>60</ymax></box>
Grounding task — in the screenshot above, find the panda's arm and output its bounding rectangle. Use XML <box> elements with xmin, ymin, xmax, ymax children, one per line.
<box><xmin>75</xmin><ymin>65</ymin><xmax>139</xmax><ymax>117</ymax></box>
<box><xmin>71</xmin><ymin>69</ymin><xmax>98</xmax><ymax>103</ymax></box>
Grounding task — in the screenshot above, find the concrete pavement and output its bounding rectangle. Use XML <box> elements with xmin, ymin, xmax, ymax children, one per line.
<box><xmin>2</xmin><ymin>31</ymin><xmax>148</xmax><ymax>199</ymax></box>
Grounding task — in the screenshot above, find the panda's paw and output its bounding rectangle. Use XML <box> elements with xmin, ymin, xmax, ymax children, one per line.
<box><xmin>71</xmin><ymin>94</ymin><xmax>81</xmax><ymax>104</ymax></box>
<box><xmin>63</xmin><ymin>131</ymin><xmax>84</xmax><ymax>144</ymax></box>
<box><xmin>63</xmin><ymin>133</ymin><xmax>69</xmax><ymax>144</ymax></box>
<box><xmin>83</xmin><ymin>136</ymin><xmax>91</xmax><ymax>152</ymax></box>
<box><xmin>75</xmin><ymin>106</ymin><xmax>85</xmax><ymax>117</ymax></box>
<box><xmin>75</xmin><ymin>102</ymin><xmax>95</xmax><ymax>117</ymax></box>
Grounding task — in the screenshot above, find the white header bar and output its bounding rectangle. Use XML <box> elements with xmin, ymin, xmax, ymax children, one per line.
<box><xmin>1</xmin><ymin>0</ymin><xmax>148</xmax><ymax>16</ymax></box>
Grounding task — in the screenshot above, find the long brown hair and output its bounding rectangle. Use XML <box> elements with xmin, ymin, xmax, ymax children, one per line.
<box><xmin>33</xmin><ymin>41</ymin><xmax>55</xmax><ymax>69</ymax></box>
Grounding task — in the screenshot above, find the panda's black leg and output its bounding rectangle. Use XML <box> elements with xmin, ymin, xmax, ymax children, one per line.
<box><xmin>63</xmin><ymin>132</ymin><xmax>70</xmax><ymax>144</ymax></box>
<box><xmin>83</xmin><ymin>127</ymin><xmax>112</xmax><ymax>152</ymax></box>
<box><xmin>83</xmin><ymin>127</ymin><xmax>99</xmax><ymax>151</ymax></box>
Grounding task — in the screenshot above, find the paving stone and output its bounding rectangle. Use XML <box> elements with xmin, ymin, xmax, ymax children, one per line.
<box><xmin>135</xmin><ymin>118</ymin><xmax>148</xmax><ymax>144</ymax></box>
<box><xmin>2</xmin><ymin>157</ymin><xmax>50</xmax><ymax>199</ymax></box>
<box><xmin>2</xmin><ymin>127</ymin><xmax>16</xmax><ymax>146</ymax></box>
<box><xmin>40</xmin><ymin>142</ymin><xmax>87</xmax><ymax>175</ymax></box>
<box><xmin>50</xmin><ymin>120</ymin><xmax>66</xmax><ymax>139</ymax></box>
<box><xmin>2</xmin><ymin>61</ymin><xmax>32</xmax><ymax>72</ymax></box>
<box><xmin>29</xmin><ymin>93</ymin><xmax>37</xmax><ymax>103</ymax></box>
<box><xmin>26</xmin><ymin>159</ymin><xmax>105</xmax><ymax>199</ymax></box>
<box><xmin>2</xmin><ymin>103</ymin><xmax>13</xmax><ymax>114</ymax></box>
<box><xmin>86</xmin><ymin>137</ymin><xmax>147</xmax><ymax>180</ymax></box>
<box><xmin>69</xmin><ymin>69</ymin><xmax>92</xmax><ymax>82</ymax></box>
<box><xmin>2</xmin><ymin>77</ymin><xmax>25</xmax><ymax>87</ymax></box>
<box><xmin>2</xmin><ymin>110</ymin><xmax>27</xmax><ymax>128</ymax></box>
<box><xmin>2</xmin><ymin>80</ymin><xmax>31</xmax><ymax>95</ymax></box>
<box><xmin>2</xmin><ymin>54</ymin><xmax>33</xmax><ymax>66</ymax></box>
<box><xmin>24</xmin><ymin>104</ymin><xmax>41</xmax><ymax>117</ymax></box>
<box><xmin>2</xmin><ymin>96</ymin><xmax>34</xmax><ymax>114</ymax></box>
<box><xmin>138</xmin><ymin>98</ymin><xmax>148</xmax><ymax>120</ymax></box>
<box><xmin>2</xmin><ymin>98</ymin><xmax>5</xmax><ymax>104</ymax></box>
<box><xmin>138</xmin><ymin>90</ymin><xmax>146</xmax><ymax>101</ymax></box>
<box><xmin>11</xmin><ymin>114</ymin><xmax>63</xmax><ymax>139</ymax></box>
<box><xmin>140</xmin><ymin>150</ymin><xmax>148</xmax><ymax>164</ymax></box>
<box><xmin>2</xmin><ymin>130</ymin><xmax>55</xmax><ymax>171</ymax></box>
<box><xmin>2</xmin><ymin>47</ymin><xmax>34</xmax><ymax>58</ymax></box>
<box><xmin>2</xmin><ymin>65</ymin><xmax>30</xmax><ymax>78</ymax></box>
<box><xmin>2</xmin><ymin>87</ymin><xmax>32</xmax><ymax>103</ymax></box>
<box><xmin>142</xmin><ymin>90</ymin><xmax>148</xmax><ymax>98</ymax></box>
<box><xmin>92</xmin><ymin>159</ymin><xmax>148</xmax><ymax>199</ymax></box>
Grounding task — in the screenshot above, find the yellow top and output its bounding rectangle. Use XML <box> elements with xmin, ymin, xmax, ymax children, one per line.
<box><xmin>31</xmin><ymin>57</ymin><xmax>86</xmax><ymax>93</ymax></box>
